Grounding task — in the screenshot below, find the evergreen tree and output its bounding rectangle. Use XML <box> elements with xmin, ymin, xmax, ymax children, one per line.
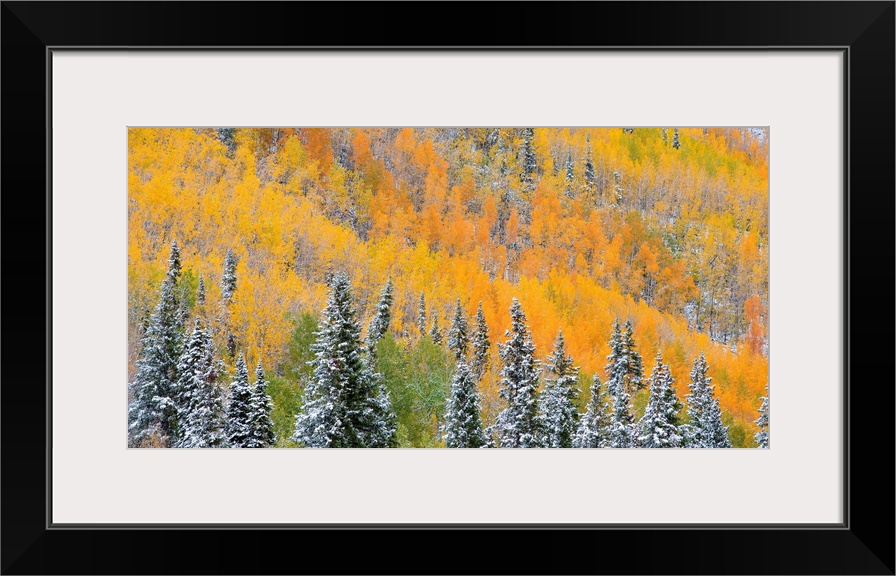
<box><xmin>167</xmin><ymin>238</ymin><xmax>182</xmax><ymax>284</ymax></box>
<box><xmin>417</xmin><ymin>291</ymin><xmax>427</xmax><ymax>338</ymax></box>
<box><xmin>623</xmin><ymin>320</ymin><xmax>644</xmax><ymax>391</ymax></box>
<box><xmin>536</xmin><ymin>329</ymin><xmax>580</xmax><ymax>448</ymax></box>
<box><xmin>494</xmin><ymin>298</ymin><xmax>541</xmax><ymax>448</ymax></box>
<box><xmin>197</xmin><ymin>274</ymin><xmax>206</xmax><ymax>307</ymax></box>
<box><xmin>754</xmin><ymin>386</ymin><xmax>769</xmax><ymax>448</ymax></box>
<box><xmin>175</xmin><ymin>318</ymin><xmax>226</xmax><ymax>448</ymax></box>
<box><xmin>446</xmin><ymin>298</ymin><xmax>470</xmax><ymax>361</ymax></box>
<box><xmin>366</xmin><ymin>278</ymin><xmax>394</xmax><ymax>355</ymax></box>
<box><xmin>564</xmin><ymin>147</ymin><xmax>575</xmax><ymax>197</ymax></box>
<box><xmin>521</xmin><ymin>128</ymin><xmax>537</xmax><ymax>185</ymax></box>
<box><xmin>470</xmin><ymin>302</ymin><xmax>491</xmax><ymax>380</ymax></box>
<box><xmin>217</xmin><ymin>128</ymin><xmax>236</xmax><ymax>154</ymax></box>
<box><xmin>573</xmin><ymin>375</ymin><xmax>612</xmax><ymax>448</ymax></box>
<box><xmin>246</xmin><ymin>362</ymin><xmax>276</xmax><ymax>448</ymax></box>
<box><xmin>608</xmin><ymin>383</ymin><xmax>635</xmax><ymax>448</ymax></box>
<box><xmin>226</xmin><ymin>353</ymin><xmax>254</xmax><ymax>448</ymax></box>
<box><xmin>583</xmin><ymin>137</ymin><xmax>596</xmax><ymax>197</ymax></box>
<box><xmin>292</xmin><ymin>273</ymin><xmax>397</xmax><ymax>448</ymax></box>
<box><xmin>429</xmin><ymin>310</ymin><xmax>443</xmax><ymax>344</ymax></box>
<box><xmin>638</xmin><ymin>352</ymin><xmax>682</xmax><ymax>448</ymax></box>
<box><xmin>672</xmin><ymin>128</ymin><xmax>681</xmax><ymax>150</ymax></box>
<box><xmin>605</xmin><ymin>319</ymin><xmax>626</xmax><ymax>396</ymax></box>
<box><xmin>226</xmin><ymin>333</ymin><xmax>237</xmax><ymax>359</ymax></box>
<box><xmin>660</xmin><ymin>128</ymin><xmax>668</xmax><ymax>146</ymax></box>
<box><xmin>605</xmin><ymin>319</ymin><xmax>644</xmax><ymax>396</ymax></box>
<box><xmin>128</xmin><ymin>274</ymin><xmax>185</xmax><ymax>447</ymax></box>
<box><xmin>683</xmin><ymin>354</ymin><xmax>732</xmax><ymax>448</ymax></box>
<box><xmin>221</xmin><ymin>248</ymin><xmax>237</xmax><ymax>304</ymax></box>
<box><xmin>443</xmin><ymin>361</ymin><xmax>486</xmax><ymax>448</ymax></box>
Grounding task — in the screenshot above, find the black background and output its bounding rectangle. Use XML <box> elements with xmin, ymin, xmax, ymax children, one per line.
<box><xmin>2</xmin><ymin>2</ymin><xmax>893</xmax><ymax>574</ymax></box>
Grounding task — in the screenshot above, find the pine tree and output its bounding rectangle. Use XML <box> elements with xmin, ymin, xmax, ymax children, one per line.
<box><xmin>536</xmin><ymin>329</ymin><xmax>580</xmax><ymax>448</ymax></box>
<box><xmin>175</xmin><ymin>318</ymin><xmax>226</xmax><ymax>448</ymax></box>
<box><xmin>573</xmin><ymin>375</ymin><xmax>612</xmax><ymax>448</ymax></box>
<box><xmin>197</xmin><ymin>274</ymin><xmax>206</xmax><ymax>307</ymax></box>
<box><xmin>683</xmin><ymin>354</ymin><xmax>731</xmax><ymax>448</ymax></box>
<box><xmin>167</xmin><ymin>238</ymin><xmax>182</xmax><ymax>284</ymax></box>
<box><xmin>443</xmin><ymin>361</ymin><xmax>486</xmax><ymax>448</ymax></box>
<box><xmin>638</xmin><ymin>352</ymin><xmax>683</xmax><ymax>448</ymax></box>
<box><xmin>623</xmin><ymin>320</ymin><xmax>644</xmax><ymax>391</ymax></box>
<box><xmin>128</xmin><ymin>273</ymin><xmax>185</xmax><ymax>447</ymax></box>
<box><xmin>521</xmin><ymin>128</ymin><xmax>537</xmax><ymax>185</ymax></box>
<box><xmin>429</xmin><ymin>310</ymin><xmax>443</xmax><ymax>344</ymax></box>
<box><xmin>564</xmin><ymin>147</ymin><xmax>575</xmax><ymax>197</ymax></box>
<box><xmin>217</xmin><ymin>128</ymin><xmax>236</xmax><ymax>154</ymax></box>
<box><xmin>221</xmin><ymin>248</ymin><xmax>237</xmax><ymax>304</ymax></box>
<box><xmin>494</xmin><ymin>298</ymin><xmax>541</xmax><ymax>448</ymax></box>
<box><xmin>660</xmin><ymin>128</ymin><xmax>668</xmax><ymax>146</ymax></box>
<box><xmin>605</xmin><ymin>319</ymin><xmax>626</xmax><ymax>396</ymax></box>
<box><xmin>754</xmin><ymin>386</ymin><xmax>769</xmax><ymax>448</ymax></box>
<box><xmin>417</xmin><ymin>291</ymin><xmax>427</xmax><ymax>338</ymax></box>
<box><xmin>608</xmin><ymin>383</ymin><xmax>635</xmax><ymax>448</ymax></box>
<box><xmin>446</xmin><ymin>298</ymin><xmax>470</xmax><ymax>361</ymax></box>
<box><xmin>226</xmin><ymin>353</ymin><xmax>254</xmax><ymax>448</ymax></box>
<box><xmin>470</xmin><ymin>302</ymin><xmax>491</xmax><ymax>380</ymax></box>
<box><xmin>292</xmin><ymin>273</ymin><xmax>396</xmax><ymax>448</ymax></box>
<box><xmin>672</xmin><ymin>128</ymin><xmax>681</xmax><ymax>150</ymax></box>
<box><xmin>583</xmin><ymin>137</ymin><xmax>596</xmax><ymax>197</ymax></box>
<box><xmin>605</xmin><ymin>319</ymin><xmax>643</xmax><ymax>396</ymax></box>
<box><xmin>246</xmin><ymin>362</ymin><xmax>276</xmax><ymax>448</ymax></box>
<box><xmin>366</xmin><ymin>278</ymin><xmax>394</xmax><ymax>355</ymax></box>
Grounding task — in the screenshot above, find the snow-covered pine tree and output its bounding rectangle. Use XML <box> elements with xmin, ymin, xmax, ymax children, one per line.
<box><xmin>197</xmin><ymin>274</ymin><xmax>206</xmax><ymax>307</ymax></box>
<box><xmin>536</xmin><ymin>329</ymin><xmax>581</xmax><ymax>448</ymax></box>
<box><xmin>167</xmin><ymin>239</ymin><xmax>182</xmax><ymax>283</ymax></box>
<box><xmin>175</xmin><ymin>318</ymin><xmax>226</xmax><ymax>448</ymax></box>
<box><xmin>246</xmin><ymin>362</ymin><xmax>276</xmax><ymax>448</ymax></box>
<box><xmin>221</xmin><ymin>248</ymin><xmax>237</xmax><ymax>304</ymax></box>
<box><xmin>446</xmin><ymin>298</ymin><xmax>470</xmax><ymax>361</ymax></box>
<box><xmin>637</xmin><ymin>352</ymin><xmax>682</xmax><ymax>448</ymax></box>
<box><xmin>366</xmin><ymin>278</ymin><xmax>394</xmax><ymax>356</ymax></box>
<box><xmin>604</xmin><ymin>319</ymin><xmax>627</xmax><ymax>396</ymax></box>
<box><xmin>443</xmin><ymin>361</ymin><xmax>486</xmax><ymax>448</ymax></box>
<box><xmin>605</xmin><ymin>319</ymin><xmax>644</xmax><ymax>396</ymax></box>
<box><xmin>607</xmin><ymin>382</ymin><xmax>636</xmax><ymax>448</ymax></box>
<box><xmin>521</xmin><ymin>128</ymin><xmax>537</xmax><ymax>185</ymax></box>
<box><xmin>564</xmin><ymin>147</ymin><xmax>575</xmax><ymax>197</ymax></box>
<box><xmin>128</xmin><ymin>274</ymin><xmax>185</xmax><ymax>447</ymax></box>
<box><xmin>429</xmin><ymin>310</ymin><xmax>443</xmax><ymax>344</ymax></box>
<box><xmin>754</xmin><ymin>385</ymin><xmax>769</xmax><ymax>448</ymax></box>
<box><xmin>470</xmin><ymin>302</ymin><xmax>491</xmax><ymax>380</ymax></box>
<box><xmin>217</xmin><ymin>128</ymin><xmax>236</xmax><ymax>154</ymax></box>
<box><xmin>417</xmin><ymin>291</ymin><xmax>427</xmax><ymax>339</ymax></box>
<box><xmin>583</xmin><ymin>137</ymin><xmax>596</xmax><ymax>197</ymax></box>
<box><xmin>573</xmin><ymin>375</ymin><xmax>612</xmax><ymax>448</ymax></box>
<box><xmin>683</xmin><ymin>354</ymin><xmax>732</xmax><ymax>448</ymax></box>
<box><xmin>226</xmin><ymin>353</ymin><xmax>254</xmax><ymax>447</ymax></box>
<box><xmin>292</xmin><ymin>273</ymin><xmax>397</xmax><ymax>448</ymax></box>
<box><xmin>623</xmin><ymin>320</ymin><xmax>644</xmax><ymax>391</ymax></box>
<box><xmin>672</xmin><ymin>128</ymin><xmax>681</xmax><ymax>150</ymax></box>
<box><xmin>494</xmin><ymin>298</ymin><xmax>541</xmax><ymax>448</ymax></box>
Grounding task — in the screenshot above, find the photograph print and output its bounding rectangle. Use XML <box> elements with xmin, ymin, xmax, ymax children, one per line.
<box><xmin>128</xmin><ymin>127</ymin><xmax>769</xmax><ymax>449</ymax></box>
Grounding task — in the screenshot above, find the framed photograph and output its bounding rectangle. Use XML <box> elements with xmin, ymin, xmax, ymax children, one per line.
<box><xmin>3</xmin><ymin>1</ymin><xmax>892</xmax><ymax>574</ymax></box>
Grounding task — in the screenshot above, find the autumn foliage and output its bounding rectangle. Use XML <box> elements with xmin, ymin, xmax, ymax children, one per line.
<box><xmin>128</xmin><ymin>127</ymin><xmax>768</xmax><ymax>446</ymax></box>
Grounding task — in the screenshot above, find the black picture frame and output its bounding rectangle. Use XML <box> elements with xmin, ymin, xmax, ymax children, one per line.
<box><xmin>2</xmin><ymin>2</ymin><xmax>893</xmax><ymax>574</ymax></box>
